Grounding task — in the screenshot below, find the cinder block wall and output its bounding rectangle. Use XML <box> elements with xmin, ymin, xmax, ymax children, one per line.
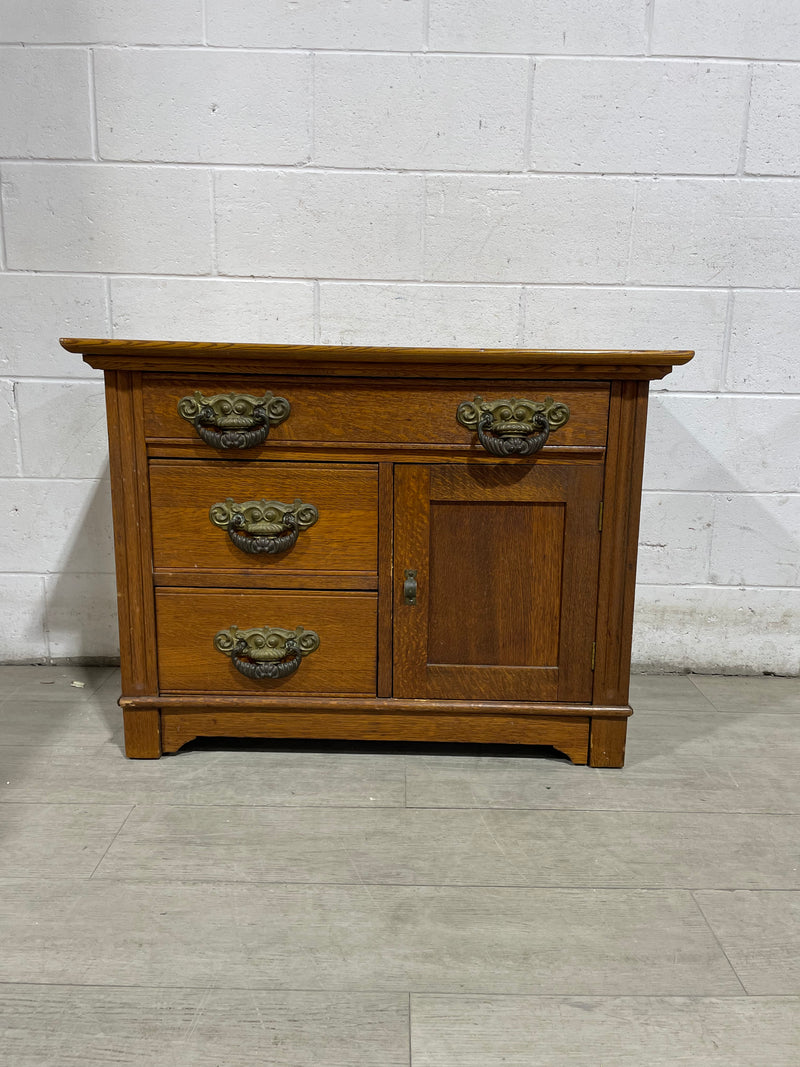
<box><xmin>1</xmin><ymin>1</ymin><xmax>798</xmax><ymax>672</ymax></box>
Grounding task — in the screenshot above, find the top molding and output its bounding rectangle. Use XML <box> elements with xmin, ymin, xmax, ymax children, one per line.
<box><xmin>60</xmin><ymin>338</ymin><xmax>694</xmax><ymax>381</ymax></box>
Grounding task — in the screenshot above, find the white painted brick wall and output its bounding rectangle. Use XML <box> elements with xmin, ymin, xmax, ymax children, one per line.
<box><xmin>628</xmin><ymin>180</ymin><xmax>800</xmax><ymax>287</ymax></box>
<box><xmin>522</xmin><ymin>287</ymin><xmax>728</xmax><ymax>392</ymax></box>
<box><xmin>314</xmin><ymin>55</ymin><xmax>528</xmax><ymax>171</ymax></box>
<box><xmin>205</xmin><ymin>0</ymin><xmax>425</xmax><ymax>50</ymax></box>
<box><xmin>423</xmin><ymin>176</ymin><xmax>635</xmax><ymax>282</ymax></box>
<box><xmin>109</xmin><ymin>278</ymin><xmax>315</xmax><ymax>344</ymax></box>
<box><xmin>651</xmin><ymin>0</ymin><xmax>800</xmax><ymax>61</ymax></box>
<box><xmin>428</xmin><ymin>0</ymin><xmax>645</xmax><ymax>55</ymax></box>
<box><xmin>728</xmin><ymin>292</ymin><xmax>800</xmax><ymax>393</ymax></box>
<box><xmin>530</xmin><ymin>60</ymin><xmax>749</xmax><ymax>174</ymax></box>
<box><xmin>746</xmin><ymin>65</ymin><xmax>800</xmax><ymax>176</ymax></box>
<box><xmin>95</xmin><ymin>50</ymin><xmax>312</xmax><ymax>164</ymax></box>
<box><xmin>0</xmin><ymin>1</ymin><xmax>798</xmax><ymax>672</ymax></box>
<box><xmin>215</xmin><ymin>170</ymin><xmax>424</xmax><ymax>278</ymax></box>
<box><xmin>0</xmin><ymin>1</ymin><xmax>204</xmax><ymax>45</ymax></box>
<box><xmin>319</xmin><ymin>283</ymin><xmax>521</xmax><ymax>348</ymax></box>
<box><xmin>0</xmin><ymin>48</ymin><xmax>92</xmax><ymax>159</ymax></box>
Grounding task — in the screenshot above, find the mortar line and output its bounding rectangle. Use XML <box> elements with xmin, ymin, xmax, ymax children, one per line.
<box><xmin>103</xmin><ymin>275</ymin><xmax>113</xmax><ymax>335</ymax></box>
<box><xmin>645</xmin><ymin>0</ymin><xmax>656</xmax><ymax>55</ymax></box>
<box><xmin>8</xmin><ymin>159</ymin><xmax>800</xmax><ymax>179</ymax></box>
<box><xmin>8</xmin><ymin>268</ymin><xmax>800</xmax><ymax>294</ymax></box>
<box><xmin>0</xmin><ymin>163</ymin><xmax>8</xmax><ymax>270</ymax></box>
<box><xmin>11</xmin><ymin>43</ymin><xmax>800</xmax><ymax>62</ymax></box>
<box><xmin>737</xmin><ymin>64</ymin><xmax>754</xmax><ymax>175</ymax></box>
<box><xmin>523</xmin><ymin>57</ymin><xmax>536</xmax><ymax>170</ymax></box>
<box><xmin>720</xmin><ymin>288</ymin><xmax>736</xmax><ymax>389</ymax></box>
<box><xmin>87</xmin><ymin>48</ymin><xmax>99</xmax><ymax>160</ymax></box>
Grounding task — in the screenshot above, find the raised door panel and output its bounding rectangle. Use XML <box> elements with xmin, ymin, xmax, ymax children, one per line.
<box><xmin>393</xmin><ymin>463</ymin><xmax>603</xmax><ymax>702</ymax></box>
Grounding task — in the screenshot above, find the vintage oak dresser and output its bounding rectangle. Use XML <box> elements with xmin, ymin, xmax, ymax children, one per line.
<box><xmin>61</xmin><ymin>339</ymin><xmax>692</xmax><ymax>766</ymax></box>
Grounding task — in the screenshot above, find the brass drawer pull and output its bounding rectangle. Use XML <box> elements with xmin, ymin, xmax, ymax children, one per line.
<box><xmin>209</xmin><ymin>498</ymin><xmax>319</xmax><ymax>555</ymax></box>
<box><xmin>177</xmin><ymin>390</ymin><xmax>290</xmax><ymax>449</ymax></box>
<box><xmin>214</xmin><ymin>624</ymin><xmax>320</xmax><ymax>680</ymax></box>
<box><xmin>456</xmin><ymin>396</ymin><xmax>570</xmax><ymax>456</ymax></box>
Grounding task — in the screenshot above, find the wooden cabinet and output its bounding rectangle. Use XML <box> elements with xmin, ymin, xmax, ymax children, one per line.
<box><xmin>61</xmin><ymin>339</ymin><xmax>692</xmax><ymax>767</ymax></box>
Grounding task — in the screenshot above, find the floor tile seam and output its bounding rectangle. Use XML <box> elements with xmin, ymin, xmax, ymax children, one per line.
<box><xmin>0</xmin><ymin>981</ymin><xmax>794</xmax><ymax>999</ymax></box>
<box><xmin>4</xmin><ymin>801</ymin><xmax>799</xmax><ymax>816</ymax></box>
<box><xmin>81</xmin><ymin>878</ymin><xmax>800</xmax><ymax>891</ymax></box>
<box><xmin>402</xmin><ymin>805</ymin><xmax>800</xmax><ymax>815</ymax></box>
<box><xmin>633</xmin><ymin>707</ymin><xmax>800</xmax><ymax>714</ymax></box>
<box><xmin>689</xmin><ymin>889</ymin><xmax>749</xmax><ymax>995</ymax></box>
<box><xmin>407</xmin><ymin>991</ymin><xmax>412</xmax><ymax>1067</ymax></box>
<box><xmin>407</xmin><ymin>992</ymin><xmax>800</xmax><ymax>1001</ymax></box>
<box><xmin>29</xmin><ymin>877</ymin><xmax>798</xmax><ymax>892</ymax></box>
<box><xmin>6</xmin><ymin>799</ymin><xmax>798</xmax><ymax>815</ymax></box>
<box><xmin>0</xmin><ymin>801</ymin><xmax>411</xmax><ymax>809</ymax></box>
<box><xmin>0</xmin><ymin>980</ymin><xmax>413</xmax><ymax>995</ymax></box>
<box><xmin>0</xmin><ymin>800</ymin><xmax>149</xmax><ymax>807</ymax></box>
<box><xmin>87</xmin><ymin>803</ymin><xmax>138</xmax><ymax>879</ymax></box>
<box><xmin>0</xmin><ymin>982</ymin><xmax>765</xmax><ymax>997</ymax></box>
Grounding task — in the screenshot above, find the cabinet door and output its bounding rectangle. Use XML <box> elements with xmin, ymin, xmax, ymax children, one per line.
<box><xmin>393</xmin><ymin>463</ymin><xmax>603</xmax><ymax>702</ymax></box>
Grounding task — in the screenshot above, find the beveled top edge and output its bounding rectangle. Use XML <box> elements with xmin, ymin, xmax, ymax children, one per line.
<box><xmin>60</xmin><ymin>337</ymin><xmax>694</xmax><ymax>366</ymax></box>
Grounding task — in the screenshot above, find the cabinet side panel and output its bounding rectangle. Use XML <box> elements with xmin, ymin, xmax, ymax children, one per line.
<box><xmin>104</xmin><ymin>370</ymin><xmax>158</xmax><ymax>697</ymax></box>
<box><xmin>594</xmin><ymin>380</ymin><xmax>649</xmax><ymax>706</ymax></box>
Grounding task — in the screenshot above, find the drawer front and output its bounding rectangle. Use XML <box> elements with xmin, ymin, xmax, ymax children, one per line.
<box><xmin>150</xmin><ymin>461</ymin><xmax>378</xmax><ymax>581</ymax></box>
<box><xmin>143</xmin><ymin>376</ymin><xmax>609</xmax><ymax>451</ymax></box>
<box><xmin>156</xmin><ymin>589</ymin><xmax>377</xmax><ymax>695</ymax></box>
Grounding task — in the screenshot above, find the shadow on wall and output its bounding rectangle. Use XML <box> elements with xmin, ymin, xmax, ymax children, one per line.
<box><xmin>46</xmin><ymin>459</ymin><xmax>120</xmax><ymax>665</ymax></box>
<box><xmin>633</xmin><ymin>399</ymin><xmax>799</xmax><ymax>676</ymax></box>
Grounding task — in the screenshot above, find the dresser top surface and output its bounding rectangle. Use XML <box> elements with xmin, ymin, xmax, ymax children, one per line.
<box><xmin>60</xmin><ymin>338</ymin><xmax>694</xmax><ymax>380</ymax></box>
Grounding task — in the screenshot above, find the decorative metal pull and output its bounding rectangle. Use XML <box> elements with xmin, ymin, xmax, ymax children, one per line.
<box><xmin>177</xmin><ymin>390</ymin><xmax>290</xmax><ymax>449</ymax></box>
<box><xmin>209</xmin><ymin>498</ymin><xmax>318</xmax><ymax>555</ymax></box>
<box><xmin>214</xmin><ymin>625</ymin><xmax>320</xmax><ymax>680</ymax></box>
<box><xmin>456</xmin><ymin>396</ymin><xmax>570</xmax><ymax>457</ymax></box>
<box><xmin>403</xmin><ymin>569</ymin><xmax>418</xmax><ymax>606</ymax></box>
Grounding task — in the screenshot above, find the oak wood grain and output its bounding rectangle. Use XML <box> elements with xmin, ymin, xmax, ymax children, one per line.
<box><xmin>121</xmin><ymin>694</ymin><xmax>631</xmax><ymax>717</ymax></box>
<box><xmin>73</xmin><ymin>339</ymin><xmax>688</xmax><ymax>765</ymax></box>
<box><xmin>589</xmin><ymin>717</ymin><xmax>628</xmax><ymax>768</ymax></box>
<box><xmin>142</xmin><ymin>376</ymin><xmax>610</xmax><ymax>450</ymax></box>
<box><xmin>104</xmin><ymin>370</ymin><xmax>161</xmax><ymax>757</ymax></box>
<box><xmin>149</xmin><ymin>460</ymin><xmax>378</xmax><ymax>581</ymax></box>
<box><xmin>160</xmin><ymin>708</ymin><xmax>590</xmax><ymax>763</ymax></box>
<box><xmin>593</xmin><ymin>380</ymin><xmax>650</xmax><ymax>707</ymax></box>
<box><xmin>394</xmin><ymin>463</ymin><xmax>603</xmax><ymax>704</ymax></box>
<box><xmin>377</xmin><ymin>462</ymin><xmax>394</xmax><ymax>698</ymax></box>
<box><xmin>155</xmin><ymin>589</ymin><xmax>377</xmax><ymax>696</ymax></box>
<box><xmin>61</xmin><ymin>337</ymin><xmax>694</xmax><ymax>382</ymax></box>
<box><xmin>146</xmin><ymin>441</ymin><xmax>607</xmax><ymax>464</ymax></box>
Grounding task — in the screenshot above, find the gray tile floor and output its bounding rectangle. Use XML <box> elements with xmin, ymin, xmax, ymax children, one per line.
<box><xmin>1</xmin><ymin>667</ymin><xmax>798</xmax><ymax>1065</ymax></box>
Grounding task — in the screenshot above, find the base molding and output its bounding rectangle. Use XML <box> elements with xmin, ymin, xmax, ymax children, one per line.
<box><xmin>119</xmin><ymin>697</ymin><xmax>632</xmax><ymax>765</ymax></box>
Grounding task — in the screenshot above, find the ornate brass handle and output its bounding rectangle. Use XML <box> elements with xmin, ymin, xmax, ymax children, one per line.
<box><xmin>177</xmin><ymin>390</ymin><xmax>290</xmax><ymax>449</ymax></box>
<box><xmin>214</xmin><ymin>624</ymin><xmax>320</xmax><ymax>680</ymax></box>
<box><xmin>456</xmin><ymin>396</ymin><xmax>570</xmax><ymax>456</ymax></box>
<box><xmin>209</xmin><ymin>498</ymin><xmax>318</xmax><ymax>555</ymax></box>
